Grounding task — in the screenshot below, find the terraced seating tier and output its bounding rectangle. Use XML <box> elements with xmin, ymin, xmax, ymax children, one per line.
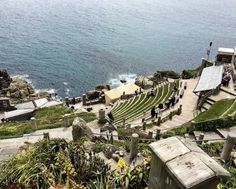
<box><xmin>114</xmin><ymin>81</ymin><xmax>177</xmax><ymax>125</ymax></box>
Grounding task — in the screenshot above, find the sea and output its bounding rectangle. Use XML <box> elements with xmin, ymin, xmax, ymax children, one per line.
<box><xmin>0</xmin><ymin>0</ymin><xmax>236</xmax><ymax>97</ymax></box>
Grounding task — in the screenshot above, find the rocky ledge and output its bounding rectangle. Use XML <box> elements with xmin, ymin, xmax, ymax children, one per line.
<box><xmin>0</xmin><ymin>69</ymin><xmax>50</xmax><ymax>104</ymax></box>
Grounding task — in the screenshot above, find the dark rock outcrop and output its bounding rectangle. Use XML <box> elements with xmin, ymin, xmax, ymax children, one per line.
<box><xmin>0</xmin><ymin>70</ymin><xmax>50</xmax><ymax>104</ymax></box>
<box><xmin>0</xmin><ymin>69</ymin><xmax>12</xmax><ymax>90</ymax></box>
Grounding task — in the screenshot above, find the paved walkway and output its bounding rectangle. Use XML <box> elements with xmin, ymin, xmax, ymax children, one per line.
<box><xmin>142</xmin><ymin>79</ymin><xmax>199</xmax><ymax>133</ymax></box>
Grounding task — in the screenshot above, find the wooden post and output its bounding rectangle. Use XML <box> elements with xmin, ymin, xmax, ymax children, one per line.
<box><xmin>189</xmin><ymin>121</ymin><xmax>195</xmax><ymax>134</ymax></box>
<box><xmin>82</xmin><ymin>94</ymin><xmax>86</xmax><ymax>106</ymax></box>
<box><xmin>169</xmin><ymin>111</ymin><xmax>173</xmax><ymax>120</ymax></box>
<box><xmin>221</xmin><ymin>134</ymin><xmax>236</xmax><ymax>162</ymax></box>
<box><xmin>179</xmin><ymin>104</ymin><xmax>182</xmax><ymax>115</ymax></box>
<box><xmin>43</xmin><ymin>132</ymin><xmax>50</xmax><ymax>140</ymax></box>
<box><xmin>65</xmin><ymin>97</ymin><xmax>69</xmax><ymax>107</ymax></box>
<box><xmin>142</xmin><ymin>121</ymin><xmax>147</xmax><ymax>131</ymax></box>
<box><xmin>156</xmin><ymin>116</ymin><xmax>161</xmax><ymax>126</ymax></box>
<box><xmin>123</xmin><ymin>118</ymin><xmax>126</xmax><ymax>127</ymax></box>
<box><xmin>63</xmin><ymin>114</ymin><xmax>70</xmax><ymax>127</ymax></box>
<box><xmin>130</xmin><ymin>133</ymin><xmax>139</xmax><ymax>160</ymax></box>
<box><xmin>98</xmin><ymin>108</ymin><xmax>106</xmax><ymax>124</ymax></box>
<box><xmin>155</xmin><ymin>129</ymin><xmax>161</xmax><ymax>140</ymax></box>
<box><xmin>197</xmin><ymin>133</ymin><xmax>204</xmax><ymax>144</ymax></box>
<box><xmin>31</xmin><ymin>117</ymin><xmax>37</xmax><ymax>131</ymax></box>
<box><xmin>148</xmin><ymin>131</ymin><xmax>153</xmax><ymax>139</ymax></box>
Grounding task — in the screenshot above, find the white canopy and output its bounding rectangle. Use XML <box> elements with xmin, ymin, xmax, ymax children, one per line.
<box><xmin>194</xmin><ymin>65</ymin><xmax>224</xmax><ymax>93</ymax></box>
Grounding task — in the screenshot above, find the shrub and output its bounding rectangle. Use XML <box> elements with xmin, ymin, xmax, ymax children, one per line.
<box><xmin>182</xmin><ymin>67</ymin><xmax>200</xmax><ymax>79</ymax></box>
<box><xmin>0</xmin><ymin>139</ymin><xmax>110</xmax><ymax>189</ymax></box>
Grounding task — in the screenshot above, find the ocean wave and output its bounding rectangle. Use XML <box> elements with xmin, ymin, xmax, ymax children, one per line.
<box><xmin>108</xmin><ymin>73</ymin><xmax>137</xmax><ymax>88</ymax></box>
<box><xmin>35</xmin><ymin>88</ymin><xmax>57</xmax><ymax>94</ymax></box>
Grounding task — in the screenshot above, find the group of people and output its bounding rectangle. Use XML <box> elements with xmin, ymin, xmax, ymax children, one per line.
<box><xmin>150</xmin><ymin>95</ymin><xmax>177</xmax><ymax>118</ymax></box>
<box><xmin>222</xmin><ymin>71</ymin><xmax>231</xmax><ymax>87</ymax></box>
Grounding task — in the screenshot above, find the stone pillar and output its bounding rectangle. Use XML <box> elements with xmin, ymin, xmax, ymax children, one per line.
<box><xmin>169</xmin><ymin>111</ymin><xmax>173</xmax><ymax>120</ymax></box>
<box><xmin>148</xmin><ymin>131</ymin><xmax>153</xmax><ymax>139</ymax></box>
<box><xmin>221</xmin><ymin>135</ymin><xmax>236</xmax><ymax>162</ymax></box>
<box><xmin>63</xmin><ymin>114</ymin><xmax>70</xmax><ymax>127</ymax></box>
<box><xmin>178</xmin><ymin>104</ymin><xmax>182</xmax><ymax>115</ymax></box>
<box><xmin>142</xmin><ymin>121</ymin><xmax>147</xmax><ymax>131</ymax></box>
<box><xmin>130</xmin><ymin>133</ymin><xmax>139</xmax><ymax>160</ymax></box>
<box><xmin>188</xmin><ymin>121</ymin><xmax>195</xmax><ymax>134</ymax></box>
<box><xmin>155</xmin><ymin>129</ymin><xmax>161</xmax><ymax>140</ymax></box>
<box><xmin>156</xmin><ymin>116</ymin><xmax>161</xmax><ymax>126</ymax></box>
<box><xmin>43</xmin><ymin>132</ymin><xmax>50</xmax><ymax>140</ymax></box>
<box><xmin>123</xmin><ymin>118</ymin><xmax>126</xmax><ymax>127</ymax></box>
<box><xmin>98</xmin><ymin>108</ymin><xmax>106</xmax><ymax>124</ymax></box>
<box><xmin>65</xmin><ymin>97</ymin><xmax>69</xmax><ymax>107</ymax></box>
<box><xmin>31</xmin><ymin>117</ymin><xmax>37</xmax><ymax>131</ymax></box>
<box><xmin>82</xmin><ymin>94</ymin><xmax>87</xmax><ymax>106</ymax></box>
<box><xmin>197</xmin><ymin>133</ymin><xmax>204</xmax><ymax>144</ymax></box>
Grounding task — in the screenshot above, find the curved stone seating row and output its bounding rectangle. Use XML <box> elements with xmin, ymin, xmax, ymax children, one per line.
<box><xmin>113</xmin><ymin>81</ymin><xmax>177</xmax><ymax>125</ymax></box>
<box><xmin>113</xmin><ymin>93</ymin><xmax>147</xmax><ymax>118</ymax></box>
<box><xmin>113</xmin><ymin>95</ymin><xmax>140</xmax><ymax>115</ymax></box>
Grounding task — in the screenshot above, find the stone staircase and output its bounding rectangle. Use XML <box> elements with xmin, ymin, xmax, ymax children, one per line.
<box><xmin>201</xmin><ymin>97</ymin><xmax>215</xmax><ymax>112</ymax></box>
<box><xmin>188</xmin><ymin>126</ymin><xmax>236</xmax><ymax>144</ymax></box>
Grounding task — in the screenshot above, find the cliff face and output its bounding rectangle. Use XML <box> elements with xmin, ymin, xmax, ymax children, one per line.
<box><xmin>0</xmin><ymin>69</ymin><xmax>12</xmax><ymax>90</ymax></box>
<box><xmin>0</xmin><ymin>70</ymin><xmax>50</xmax><ymax>104</ymax></box>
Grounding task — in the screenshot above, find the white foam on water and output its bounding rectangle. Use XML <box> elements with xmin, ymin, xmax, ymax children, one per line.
<box><xmin>12</xmin><ymin>74</ymin><xmax>32</xmax><ymax>84</ymax></box>
<box><xmin>63</xmin><ymin>82</ymin><xmax>68</xmax><ymax>86</ymax></box>
<box><xmin>35</xmin><ymin>88</ymin><xmax>57</xmax><ymax>94</ymax></box>
<box><xmin>65</xmin><ymin>88</ymin><xmax>70</xmax><ymax>96</ymax></box>
<box><xmin>12</xmin><ymin>74</ymin><xmax>57</xmax><ymax>95</ymax></box>
<box><xmin>108</xmin><ymin>73</ymin><xmax>137</xmax><ymax>88</ymax></box>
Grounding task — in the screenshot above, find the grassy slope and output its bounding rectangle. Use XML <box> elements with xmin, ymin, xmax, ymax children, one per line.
<box><xmin>0</xmin><ymin>105</ymin><xmax>96</xmax><ymax>139</ymax></box>
<box><xmin>195</xmin><ymin>99</ymin><xmax>234</xmax><ymax>122</ymax></box>
<box><xmin>162</xmin><ymin>98</ymin><xmax>236</xmax><ymax>137</ymax></box>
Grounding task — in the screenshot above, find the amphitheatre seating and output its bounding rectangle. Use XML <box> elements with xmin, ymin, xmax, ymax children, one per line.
<box><xmin>112</xmin><ymin>80</ymin><xmax>179</xmax><ymax>125</ymax></box>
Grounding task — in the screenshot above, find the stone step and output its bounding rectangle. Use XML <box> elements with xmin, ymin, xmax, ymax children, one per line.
<box><xmin>205</xmin><ymin>100</ymin><xmax>213</xmax><ymax>106</ymax></box>
<box><xmin>220</xmin><ymin>87</ymin><xmax>236</xmax><ymax>97</ymax></box>
<box><xmin>206</xmin><ymin>97</ymin><xmax>216</xmax><ymax>103</ymax></box>
<box><xmin>201</xmin><ymin>106</ymin><xmax>208</xmax><ymax>111</ymax></box>
<box><xmin>203</xmin><ymin>103</ymin><xmax>211</xmax><ymax>110</ymax></box>
<box><xmin>216</xmin><ymin>126</ymin><xmax>236</xmax><ymax>139</ymax></box>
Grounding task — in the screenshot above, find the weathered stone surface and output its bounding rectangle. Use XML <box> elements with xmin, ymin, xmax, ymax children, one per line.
<box><xmin>103</xmin><ymin>144</ymin><xmax>124</xmax><ymax>159</ymax></box>
<box><xmin>135</xmin><ymin>75</ymin><xmax>153</xmax><ymax>89</ymax></box>
<box><xmin>72</xmin><ymin>117</ymin><xmax>93</xmax><ymax>141</ymax></box>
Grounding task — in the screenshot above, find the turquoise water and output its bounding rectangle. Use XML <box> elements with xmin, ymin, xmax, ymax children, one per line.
<box><xmin>0</xmin><ymin>0</ymin><xmax>236</xmax><ymax>96</ymax></box>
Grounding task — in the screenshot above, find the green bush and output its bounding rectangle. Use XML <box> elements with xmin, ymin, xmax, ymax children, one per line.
<box><xmin>193</xmin><ymin>116</ymin><xmax>234</xmax><ymax>132</ymax></box>
<box><xmin>0</xmin><ymin>139</ymin><xmax>110</xmax><ymax>189</ymax></box>
<box><xmin>182</xmin><ymin>67</ymin><xmax>200</xmax><ymax>79</ymax></box>
<box><xmin>158</xmin><ymin>71</ymin><xmax>180</xmax><ymax>79</ymax></box>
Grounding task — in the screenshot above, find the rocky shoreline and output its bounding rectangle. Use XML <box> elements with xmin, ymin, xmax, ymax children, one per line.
<box><xmin>0</xmin><ymin>70</ymin><xmax>50</xmax><ymax>105</ymax></box>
